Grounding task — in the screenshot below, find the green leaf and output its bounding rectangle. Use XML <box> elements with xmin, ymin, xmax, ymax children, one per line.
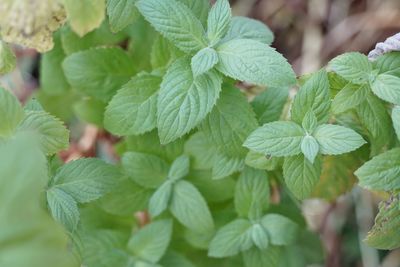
<box><xmin>291</xmin><ymin>70</ymin><xmax>330</xmax><ymax>124</ymax></box>
<box><xmin>207</xmin><ymin>0</ymin><xmax>231</xmax><ymax>44</ymax></box>
<box><xmin>170</xmin><ymin>180</ymin><xmax>214</xmax><ymax>233</ymax></box>
<box><xmin>355</xmin><ymin>148</ymin><xmax>400</xmax><ymax>191</ymax></box>
<box><xmin>223</xmin><ymin>16</ymin><xmax>274</xmax><ymax>45</ymax></box>
<box><xmin>301</xmin><ymin>135</ymin><xmax>319</xmax><ymax>163</ymax></box>
<box><xmin>149</xmin><ymin>180</ymin><xmax>173</xmax><ymax>217</ymax></box>
<box><xmin>104</xmin><ymin>73</ymin><xmax>161</xmax><ymax>136</ymax></box>
<box><xmin>106</xmin><ymin>0</ymin><xmax>138</xmax><ymax>32</ymax></box>
<box><xmin>63</xmin><ymin>0</ymin><xmax>106</xmax><ymax>37</ymax></box>
<box><xmin>127</xmin><ymin>219</ymin><xmax>173</xmax><ymax>263</ymax></box>
<box><xmin>184</xmin><ymin>132</ymin><xmax>216</xmax><ymax>170</ymax></box>
<box><xmin>365</xmin><ymin>195</ymin><xmax>400</xmax><ymax>250</ymax></box>
<box><xmin>244</xmin><ymin>121</ymin><xmax>305</xmax><ymax>157</ymax></box>
<box><xmin>160</xmin><ymin>251</ymin><xmax>196</xmax><ymax>267</ymax></box>
<box><xmin>313</xmin><ymin>124</ymin><xmax>365</xmax><ymax>155</ymax></box>
<box><xmin>301</xmin><ymin>111</ymin><xmax>318</xmax><ymax>134</ymax></box>
<box><xmin>251</xmin><ymin>86</ymin><xmax>288</xmax><ymax>124</ymax></box>
<box><xmin>250</xmin><ymin>224</ymin><xmax>269</xmax><ymax>250</ymax></box>
<box><xmin>371</xmin><ymin>73</ymin><xmax>400</xmax><ymax>105</ymax></box>
<box><xmin>208</xmin><ymin>219</ymin><xmax>253</xmax><ymax>258</ymax></box>
<box><xmin>331</xmin><ymin>83</ymin><xmax>368</xmax><ymax>114</ymax></box>
<box><xmin>63</xmin><ymin>47</ymin><xmax>136</xmax><ymax>102</ymax></box>
<box><xmin>235</xmin><ymin>167</ymin><xmax>270</xmax><ymax>219</ymax></box>
<box><xmin>122</xmin><ymin>152</ymin><xmax>169</xmax><ymax>189</ymax></box>
<box><xmin>242</xmin><ymin>247</ymin><xmax>282</xmax><ymax>267</ymax></box>
<box><xmin>375</xmin><ymin>51</ymin><xmax>400</xmax><ymax>76</ymax></box>
<box><xmin>283</xmin><ymin>154</ymin><xmax>322</xmax><ymax>199</ymax></box>
<box><xmin>51</xmin><ymin>158</ymin><xmax>121</xmax><ymax>203</ymax></box>
<box><xmin>168</xmin><ymin>155</ymin><xmax>190</xmax><ymax>180</ymax></box>
<box><xmin>73</xmin><ymin>97</ymin><xmax>106</xmax><ymax>127</ymax></box>
<box><xmin>191</xmin><ymin>47</ymin><xmax>219</xmax><ymax>76</ymax></box>
<box><xmin>260</xmin><ymin>214</ymin><xmax>298</xmax><ymax>245</ymax></box>
<box><xmin>177</xmin><ymin>0</ymin><xmax>210</xmax><ymax>26</ymax></box>
<box><xmin>216</xmin><ymin>39</ymin><xmax>296</xmax><ymax>87</ymax></box>
<box><xmin>17</xmin><ymin>111</ymin><xmax>69</xmax><ymax>155</ymax></box>
<box><xmin>157</xmin><ymin>58</ymin><xmax>222</xmax><ymax>144</ymax></box>
<box><xmin>0</xmin><ymin>87</ymin><xmax>24</xmax><ymax>137</ymax></box>
<box><xmin>150</xmin><ymin>35</ymin><xmax>181</xmax><ymax>69</ymax></box>
<box><xmin>392</xmin><ymin>106</ymin><xmax>400</xmax><ymax>141</ymax></box>
<box><xmin>212</xmin><ymin>153</ymin><xmax>245</xmax><ymax>179</ymax></box>
<box><xmin>329</xmin><ymin>52</ymin><xmax>372</xmax><ymax>84</ymax></box>
<box><xmin>245</xmin><ymin>151</ymin><xmax>281</xmax><ymax>171</ymax></box>
<box><xmin>0</xmin><ymin>40</ymin><xmax>16</xmax><ymax>74</ymax></box>
<box><xmin>47</xmin><ymin>187</ymin><xmax>80</xmax><ymax>232</ymax></box>
<box><xmin>136</xmin><ymin>0</ymin><xmax>207</xmax><ymax>53</ymax></box>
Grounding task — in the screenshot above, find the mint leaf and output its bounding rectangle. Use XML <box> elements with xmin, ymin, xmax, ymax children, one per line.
<box><xmin>301</xmin><ymin>111</ymin><xmax>318</xmax><ymax>133</ymax></box>
<box><xmin>168</xmin><ymin>155</ymin><xmax>190</xmax><ymax>180</ymax></box>
<box><xmin>260</xmin><ymin>214</ymin><xmax>298</xmax><ymax>245</ymax></box>
<box><xmin>51</xmin><ymin>158</ymin><xmax>121</xmax><ymax>203</ymax></box>
<box><xmin>184</xmin><ymin>132</ymin><xmax>216</xmax><ymax>170</ymax></box>
<box><xmin>392</xmin><ymin>106</ymin><xmax>400</xmax><ymax>141</ymax></box>
<box><xmin>301</xmin><ymin>135</ymin><xmax>319</xmax><ymax>163</ymax></box>
<box><xmin>212</xmin><ymin>153</ymin><xmax>245</xmax><ymax>179</ymax></box>
<box><xmin>216</xmin><ymin>39</ymin><xmax>296</xmax><ymax>87</ymax></box>
<box><xmin>46</xmin><ymin>187</ymin><xmax>80</xmax><ymax>232</ymax></box>
<box><xmin>250</xmin><ymin>224</ymin><xmax>269</xmax><ymax>250</ymax></box>
<box><xmin>73</xmin><ymin>97</ymin><xmax>106</xmax><ymax>127</ymax></box>
<box><xmin>191</xmin><ymin>47</ymin><xmax>219</xmax><ymax>76</ymax></box>
<box><xmin>313</xmin><ymin>124</ymin><xmax>365</xmax><ymax>155</ymax></box>
<box><xmin>242</xmin><ymin>247</ymin><xmax>282</xmax><ymax>267</ymax></box>
<box><xmin>136</xmin><ymin>0</ymin><xmax>207</xmax><ymax>53</ymax></box>
<box><xmin>107</xmin><ymin>0</ymin><xmax>138</xmax><ymax>32</ymax></box>
<box><xmin>370</xmin><ymin>73</ymin><xmax>400</xmax><ymax>105</ymax></box>
<box><xmin>244</xmin><ymin>121</ymin><xmax>305</xmax><ymax>157</ymax></box>
<box><xmin>122</xmin><ymin>152</ymin><xmax>169</xmax><ymax>189</ymax></box>
<box><xmin>0</xmin><ymin>40</ymin><xmax>16</xmax><ymax>74</ymax></box>
<box><xmin>245</xmin><ymin>151</ymin><xmax>281</xmax><ymax>171</ymax></box>
<box><xmin>63</xmin><ymin>0</ymin><xmax>106</xmax><ymax>37</ymax></box>
<box><xmin>17</xmin><ymin>111</ymin><xmax>69</xmax><ymax>155</ymax></box>
<box><xmin>329</xmin><ymin>52</ymin><xmax>372</xmax><ymax>84</ymax></box>
<box><xmin>283</xmin><ymin>154</ymin><xmax>322</xmax><ymax>199</ymax></box>
<box><xmin>375</xmin><ymin>51</ymin><xmax>400</xmax><ymax>76</ymax></box>
<box><xmin>170</xmin><ymin>180</ymin><xmax>214</xmax><ymax>233</ymax></box>
<box><xmin>291</xmin><ymin>70</ymin><xmax>330</xmax><ymax>124</ymax></box>
<box><xmin>149</xmin><ymin>180</ymin><xmax>173</xmax><ymax>217</ymax></box>
<box><xmin>234</xmin><ymin>167</ymin><xmax>270</xmax><ymax>219</ymax></box>
<box><xmin>208</xmin><ymin>219</ymin><xmax>252</xmax><ymax>258</ymax></box>
<box><xmin>128</xmin><ymin>219</ymin><xmax>173</xmax><ymax>263</ymax></box>
<box><xmin>207</xmin><ymin>0</ymin><xmax>231</xmax><ymax>44</ymax></box>
<box><xmin>63</xmin><ymin>47</ymin><xmax>135</xmax><ymax>102</ymax></box>
<box><xmin>223</xmin><ymin>16</ymin><xmax>274</xmax><ymax>45</ymax></box>
<box><xmin>251</xmin><ymin>86</ymin><xmax>288</xmax><ymax>124</ymax></box>
<box><xmin>331</xmin><ymin>83</ymin><xmax>368</xmax><ymax>114</ymax></box>
<box><xmin>151</xmin><ymin>35</ymin><xmax>182</xmax><ymax>69</ymax></box>
<box><xmin>355</xmin><ymin>148</ymin><xmax>400</xmax><ymax>191</ymax></box>
<box><xmin>104</xmin><ymin>73</ymin><xmax>161</xmax><ymax>136</ymax></box>
<box><xmin>177</xmin><ymin>0</ymin><xmax>210</xmax><ymax>26</ymax></box>
<box><xmin>0</xmin><ymin>87</ymin><xmax>24</xmax><ymax>137</ymax></box>
<box><xmin>157</xmin><ymin>58</ymin><xmax>222</xmax><ymax>144</ymax></box>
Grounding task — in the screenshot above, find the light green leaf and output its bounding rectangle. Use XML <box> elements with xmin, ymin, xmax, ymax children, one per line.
<box><xmin>216</xmin><ymin>39</ymin><xmax>296</xmax><ymax>87</ymax></box>
<box><xmin>0</xmin><ymin>87</ymin><xmax>24</xmax><ymax>137</ymax></box>
<box><xmin>17</xmin><ymin>110</ymin><xmax>69</xmax><ymax>155</ymax></box>
<box><xmin>329</xmin><ymin>52</ymin><xmax>372</xmax><ymax>84</ymax></box>
<box><xmin>313</xmin><ymin>124</ymin><xmax>365</xmax><ymax>155</ymax></box>
<box><xmin>235</xmin><ymin>167</ymin><xmax>270</xmax><ymax>219</ymax></box>
<box><xmin>355</xmin><ymin>148</ymin><xmax>400</xmax><ymax>191</ymax></box>
<box><xmin>63</xmin><ymin>47</ymin><xmax>136</xmax><ymax>102</ymax></box>
<box><xmin>250</xmin><ymin>224</ymin><xmax>269</xmax><ymax>250</ymax></box>
<box><xmin>212</xmin><ymin>153</ymin><xmax>245</xmax><ymax>179</ymax></box>
<box><xmin>371</xmin><ymin>73</ymin><xmax>400</xmax><ymax>105</ymax></box>
<box><xmin>301</xmin><ymin>111</ymin><xmax>318</xmax><ymax>133</ymax></box>
<box><xmin>169</xmin><ymin>155</ymin><xmax>190</xmax><ymax>180</ymax></box>
<box><xmin>170</xmin><ymin>180</ymin><xmax>214</xmax><ymax>233</ymax></box>
<box><xmin>223</xmin><ymin>16</ymin><xmax>274</xmax><ymax>45</ymax></box>
<box><xmin>392</xmin><ymin>106</ymin><xmax>400</xmax><ymax>141</ymax></box>
<box><xmin>136</xmin><ymin>0</ymin><xmax>207</xmax><ymax>53</ymax></box>
<box><xmin>242</xmin><ymin>247</ymin><xmax>282</xmax><ymax>267</ymax></box>
<box><xmin>245</xmin><ymin>151</ymin><xmax>281</xmax><ymax>171</ymax></box>
<box><xmin>51</xmin><ymin>158</ymin><xmax>121</xmax><ymax>203</ymax></box>
<box><xmin>191</xmin><ymin>47</ymin><xmax>219</xmax><ymax>76</ymax></box>
<box><xmin>332</xmin><ymin>83</ymin><xmax>368</xmax><ymax>114</ymax></box>
<box><xmin>251</xmin><ymin>86</ymin><xmax>288</xmax><ymax>124</ymax></box>
<box><xmin>208</xmin><ymin>219</ymin><xmax>253</xmax><ymax>258</ymax></box>
<box><xmin>260</xmin><ymin>214</ymin><xmax>298</xmax><ymax>245</ymax></box>
<box><xmin>365</xmin><ymin>195</ymin><xmax>400</xmax><ymax>250</ymax></box>
<box><xmin>73</xmin><ymin>97</ymin><xmax>106</xmax><ymax>127</ymax></box>
<box><xmin>104</xmin><ymin>73</ymin><xmax>161</xmax><ymax>136</ymax></box>
<box><xmin>184</xmin><ymin>132</ymin><xmax>216</xmax><ymax>170</ymax></box>
<box><xmin>127</xmin><ymin>219</ymin><xmax>173</xmax><ymax>263</ymax></box>
<box><xmin>375</xmin><ymin>51</ymin><xmax>400</xmax><ymax>76</ymax></box>
<box><xmin>177</xmin><ymin>0</ymin><xmax>210</xmax><ymax>26</ymax></box>
<box><xmin>47</xmin><ymin>187</ymin><xmax>80</xmax><ymax>232</ymax></box>
<box><xmin>160</xmin><ymin>250</ymin><xmax>195</xmax><ymax>267</ymax></box>
<box><xmin>122</xmin><ymin>152</ymin><xmax>169</xmax><ymax>189</ymax></box>
<box><xmin>291</xmin><ymin>70</ymin><xmax>330</xmax><ymax>124</ymax></box>
<box><xmin>244</xmin><ymin>121</ymin><xmax>305</xmax><ymax>157</ymax></box>
<box><xmin>301</xmin><ymin>135</ymin><xmax>319</xmax><ymax>163</ymax></box>
<box><xmin>157</xmin><ymin>58</ymin><xmax>222</xmax><ymax>144</ymax></box>
<box><xmin>0</xmin><ymin>40</ymin><xmax>16</xmax><ymax>74</ymax></box>
<box><xmin>283</xmin><ymin>154</ymin><xmax>322</xmax><ymax>199</ymax></box>
<box><xmin>107</xmin><ymin>0</ymin><xmax>138</xmax><ymax>32</ymax></box>
<box><xmin>150</xmin><ymin>35</ymin><xmax>181</xmax><ymax>69</ymax></box>
<box><xmin>149</xmin><ymin>180</ymin><xmax>173</xmax><ymax>217</ymax></box>
<box><xmin>207</xmin><ymin>0</ymin><xmax>231</xmax><ymax>44</ymax></box>
<box><xmin>63</xmin><ymin>0</ymin><xmax>106</xmax><ymax>37</ymax></box>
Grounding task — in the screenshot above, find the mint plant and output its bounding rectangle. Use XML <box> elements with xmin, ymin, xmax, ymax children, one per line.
<box><xmin>1</xmin><ymin>0</ymin><xmax>400</xmax><ymax>266</ymax></box>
